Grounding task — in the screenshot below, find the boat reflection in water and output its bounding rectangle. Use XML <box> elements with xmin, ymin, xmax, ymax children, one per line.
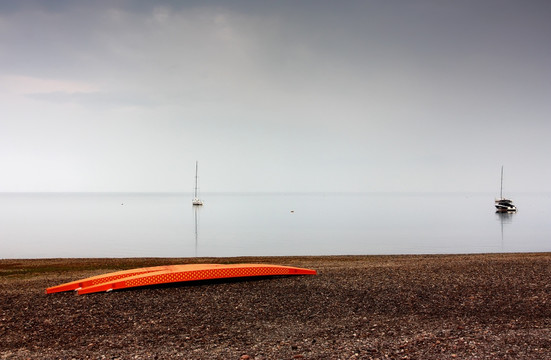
<box><xmin>193</xmin><ymin>205</ymin><xmax>200</xmax><ymax>257</ymax></box>
<box><xmin>496</xmin><ymin>211</ymin><xmax>514</xmax><ymax>250</ymax></box>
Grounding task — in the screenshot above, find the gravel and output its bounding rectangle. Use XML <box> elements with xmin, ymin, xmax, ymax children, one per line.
<box><xmin>1</xmin><ymin>254</ymin><xmax>551</xmax><ymax>359</ymax></box>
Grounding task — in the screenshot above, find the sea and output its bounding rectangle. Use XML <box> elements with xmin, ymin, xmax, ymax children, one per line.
<box><xmin>1</xmin><ymin>192</ymin><xmax>550</xmax><ymax>259</ymax></box>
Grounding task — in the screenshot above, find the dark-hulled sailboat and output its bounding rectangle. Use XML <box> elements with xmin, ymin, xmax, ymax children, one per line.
<box><xmin>495</xmin><ymin>166</ymin><xmax>516</xmax><ymax>213</ymax></box>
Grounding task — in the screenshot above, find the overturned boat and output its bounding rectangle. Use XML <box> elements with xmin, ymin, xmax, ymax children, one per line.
<box><xmin>46</xmin><ymin>263</ymin><xmax>317</xmax><ymax>295</ymax></box>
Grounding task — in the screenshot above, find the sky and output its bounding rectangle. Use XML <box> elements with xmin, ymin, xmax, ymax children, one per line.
<box><xmin>1</xmin><ymin>0</ymin><xmax>550</xmax><ymax>193</ymax></box>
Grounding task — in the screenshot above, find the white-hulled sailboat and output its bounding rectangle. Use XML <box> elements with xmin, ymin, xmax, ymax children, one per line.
<box><xmin>495</xmin><ymin>166</ymin><xmax>516</xmax><ymax>213</ymax></box>
<box><xmin>192</xmin><ymin>161</ymin><xmax>203</xmax><ymax>206</ymax></box>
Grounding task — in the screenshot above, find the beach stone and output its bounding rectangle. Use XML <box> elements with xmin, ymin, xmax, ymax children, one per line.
<box><xmin>2</xmin><ymin>255</ymin><xmax>551</xmax><ymax>359</ymax></box>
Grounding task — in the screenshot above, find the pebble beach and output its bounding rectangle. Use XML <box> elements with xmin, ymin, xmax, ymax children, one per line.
<box><xmin>1</xmin><ymin>254</ymin><xmax>551</xmax><ymax>359</ymax></box>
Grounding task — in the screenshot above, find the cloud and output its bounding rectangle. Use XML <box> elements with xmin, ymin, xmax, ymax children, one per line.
<box><xmin>25</xmin><ymin>91</ymin><xmax>158</xmax><ymax>108</ymax></box>
<box><xmin>0</xmin><ymin>75</ymin><xmax>96</xmax><ymax>94</ymax></box>
<box><xmin>1</xmin><ymin>1</ymin><xmax>550</xmax><ymax>192</ymax></box>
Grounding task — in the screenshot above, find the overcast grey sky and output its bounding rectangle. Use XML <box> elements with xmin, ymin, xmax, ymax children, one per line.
<box><xmin>1</xmin><ymin>0</ymin><xmax>550</xmax><ymax>193</ymax></box>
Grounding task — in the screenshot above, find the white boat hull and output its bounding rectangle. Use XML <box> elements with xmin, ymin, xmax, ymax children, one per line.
<box><xmin>495</xmin><ymin>206</ymin><xmax>516</xmax><ymax>212</ymax></box>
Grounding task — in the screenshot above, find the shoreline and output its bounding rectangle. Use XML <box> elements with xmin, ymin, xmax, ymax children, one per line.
<box><xmin>2</xmin><ymin>253</ymin><xmax>551</xmax><ymax>359</ymax></box>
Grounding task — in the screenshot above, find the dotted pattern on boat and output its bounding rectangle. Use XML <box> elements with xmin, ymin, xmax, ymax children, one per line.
<box><xmin>46</xmin><ymin>264</ymin><xmax>317</xmax><ymax>295</ymax></box>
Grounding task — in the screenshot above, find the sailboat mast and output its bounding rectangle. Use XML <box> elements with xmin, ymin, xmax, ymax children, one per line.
<box><xmin>191</xmin><ymin>161</ymin><xmax>204</xmax><ymax>205</ymax></box>
<box><xmin>194</xmin><ymin>161</ymin><xmax>199</xmax><ymax>198</ymax></box>
<box><xmin>500</xmin><ymin>165</ymin><xmax>504</xmax><ymax>199</ymax></box>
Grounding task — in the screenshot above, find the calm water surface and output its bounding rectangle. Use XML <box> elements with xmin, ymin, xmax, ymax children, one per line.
<box><xmin>1</xmin><ymin>192</ymin><xmax>550</xmax><ymax>258</ymax></box>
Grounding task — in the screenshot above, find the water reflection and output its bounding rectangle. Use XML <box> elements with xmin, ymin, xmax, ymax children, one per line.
<box><xmin>496</xmin><ymin>211</ymin><xmax>515</xmax><ymax>249</ymax></box>
<box><xmin>193</xmin><ymin>205</ymin><xmax>201</xmax><ymax>257</ymax></box>
<box><xmin>3</xmin><ymin>192</ymin><xmax>551</xmax><ymax>258</ymax></box>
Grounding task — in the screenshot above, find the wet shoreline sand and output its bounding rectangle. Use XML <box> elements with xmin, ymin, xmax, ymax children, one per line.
<box><xmin>2</xmin><ymin>253</ymin><xmax>551</xmax><ymax>359</ymax></box>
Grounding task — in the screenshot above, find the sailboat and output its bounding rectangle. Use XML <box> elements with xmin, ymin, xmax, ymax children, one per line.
<box><xmin>495</xmin><ymin>166</ymin><xmax>516</xmax><ymax>213</ymax></box>
<box><xmin>192</xmin><ymin>161</ymin><xmax>203</xmax><ymax>206</ymax></box>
